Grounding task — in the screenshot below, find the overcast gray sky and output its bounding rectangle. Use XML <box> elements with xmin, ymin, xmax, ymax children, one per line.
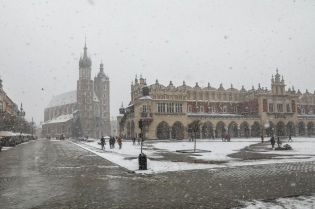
<box><xmin>1</xmin><ymin>0</ymin><xmax>315</xmax><ymax>124</ymax></box>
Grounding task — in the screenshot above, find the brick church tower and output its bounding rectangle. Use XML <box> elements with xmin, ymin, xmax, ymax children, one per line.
<box><xmin>94</xmin><ymin>62</ymin><xmax>111</xmax><ymax>137</ymax></box>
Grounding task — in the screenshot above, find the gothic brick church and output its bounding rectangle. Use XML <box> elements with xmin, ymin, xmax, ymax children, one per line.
<box><xmin>42</xmin><ymin>42</ymin><xmax>111</xmax><ymax>138</ymax></box>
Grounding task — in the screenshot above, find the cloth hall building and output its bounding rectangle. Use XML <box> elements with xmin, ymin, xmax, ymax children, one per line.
<box><xmin>117</xmin><ymin>70</ymin><xmax>315</xmax><ymax>140</ymax></box>
<box><xmin>42</xmin><ymin>43</ymin><xmax>111</xmax><ymax>138</ymax></box>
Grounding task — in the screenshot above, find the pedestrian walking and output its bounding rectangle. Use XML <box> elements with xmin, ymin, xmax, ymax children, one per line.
<box><xmin>288</xmin><ymin>135</ymin><xmax>293</xmax><ymax>142</ymax></box>
<box><xmin>261</xmin><ymin>135</ymin><xmax>264</xmax><ymax>143</ymax></box>
<box><xmin>100</xmin><ymin>136</ymin><xmax>105</xmax><ymax>150</ymax></box>
<box><xmin>227</xmin><ymin>134</ymin><xmax>231</xmax><ymax>142</ymax></box>
<box><xmin>117</xmin><ymin>137</ymin><xmax>122</xmax><ymax>149</ymax></box>
<box><xmin>132</xmin><ymin>137</ymin><xmax>136</xmax><ymax>145</ymax></box>
<box><xmin>137</xmin><ymin>136</ymin><xmax>141</xmax><ymax>145</ymax></box>
<box><xmin>113</xmin><ymin>137</ymin><xmax>116</xmax><ymax>148</ymax></box>
<box><xmin>270</xmin><ymin>136</ymin><xmax>275</xmax><ymax>149</ymax></box>
<box><xmin>223</xmin><ymin>133</ymin><xmax>227</xmax><ymax>142</ymax></box>
<box><xmin>277</xmin><ymin>137</ymin><xmax>281</xmax><ymax>148</ymax></box>
<box><xmin>110</xmin><ymin>137</ymin><xmax>115</xmax><ymax>149</ymax></box>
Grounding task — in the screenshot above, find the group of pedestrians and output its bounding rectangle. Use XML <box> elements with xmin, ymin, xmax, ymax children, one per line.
<box><xmin>100</xmin><ymin>136</ymin><xmax>123</xmax><ymax>150</ymax></box>
<box><xmin>222</xmin><ymin>133</ymin><xmax>231</xmax><ymax>142</ymax></box>
<box><xmin>131</xmin><ymin>136</ymin><xmax>142</xmax><ymax>145</ymax></box>
<box><xmin>269</xmin><ymin>135</ymin><xmax>293</xmax><ymax>149</ymax></box>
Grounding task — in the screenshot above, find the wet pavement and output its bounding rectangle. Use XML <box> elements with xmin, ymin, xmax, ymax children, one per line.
<box><xmin>1</xmin><ymin>139</ymin><xmax>315</xmax><ymax>209</ymax></box>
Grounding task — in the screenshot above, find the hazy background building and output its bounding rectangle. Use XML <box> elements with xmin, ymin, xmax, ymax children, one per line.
<box><xmin>42</xmin><ymin>43</ymin><xmax>111</xmax><ymax>138</ymax></box>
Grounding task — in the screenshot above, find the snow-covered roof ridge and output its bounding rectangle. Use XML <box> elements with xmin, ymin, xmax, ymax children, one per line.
<box><xmin>139</xmin><ymin>95</ymin><xmax>152</xmax><ymax>100</ymax></box>
<box><xmin>43</xmin><ymin>113</ymin><xmax>74</xmax><ymax>125</ymax></box>
<box><xmin>48</xmin><ymin>90</ymin><xmax>77</xmax><ymax>108</ymax></box>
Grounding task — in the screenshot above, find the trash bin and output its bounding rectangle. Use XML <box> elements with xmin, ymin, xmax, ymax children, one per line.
<box><xmin>138</xmin><ymin>153</ymin><xmax>147</xmax><ymax>170</ymax></box>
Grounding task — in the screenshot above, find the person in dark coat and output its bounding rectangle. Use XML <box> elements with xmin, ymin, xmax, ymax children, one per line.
<box><xmin>270</xmin><ymin>136</ymin><xmax>275</xmax><ymax>149</ymax></box>
<box><xmin>132</xmin><ymin>137</ymin><xmax>136</xmax><ymax>145</ymax></box>
<box><xmin>261</xmin><ymin>135</ymin><xmax>264</xmax><ymax>143</ymax></box>
<box><xmin>110</xmin><ymin>137</ymin><xmax>115</xmax><ymax>149</ymax></box>
<box><xmin>100</xmin><ymin>136</ymin><xmax>105</xmax><ymax>150</ymax></box>
<box><xmin>288</xmin><ymin>135</ymin><xmax>293</xmax><ymax>142</ymax></box>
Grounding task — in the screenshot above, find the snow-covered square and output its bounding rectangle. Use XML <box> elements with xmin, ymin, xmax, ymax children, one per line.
<box><xmin>73</xmin><ymin>137</ymin><xmax>315</xmax><ymax>174</ymax></box>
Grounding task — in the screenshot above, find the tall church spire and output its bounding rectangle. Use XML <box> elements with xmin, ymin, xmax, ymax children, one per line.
<box><xmin>83</xmin><ymin>36</ymin><xmax>88</xmax><ymax>58</ymax></box>
<box><xmin>79</xmin><ymin>38</ymin><xmax>92</xmax><ymax>68</ymax></box>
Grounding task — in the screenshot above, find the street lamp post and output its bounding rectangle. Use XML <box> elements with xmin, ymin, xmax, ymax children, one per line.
<box><xmin>138</xmin><ymin>119</ymin><xmax>147</xmax><ymax>170</ymax></box>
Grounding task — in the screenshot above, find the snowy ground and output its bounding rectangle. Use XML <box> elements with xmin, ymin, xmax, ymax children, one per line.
<box><xmin>238</xmin><ymin>194</ymin><xmax>315</xmax><ymax>209</ymax></box>
<box><xmin>72</xmin><ymin>137</ymin><xmax>315</xmax><ymax>174</ymax></box>
<box><xmin>258</xmin><ymin>138</ymin><xmax>315</xmax><ymax>157</ymax></box>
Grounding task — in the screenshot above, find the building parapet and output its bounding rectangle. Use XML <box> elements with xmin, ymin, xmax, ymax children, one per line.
<box><xmin>298</xmin><ymin>114</ymin><xmax>315</xmax><ymax>119</ymax></box>
<box><xmin>187</xmin><ymin>112</ymin><xmax>259</xmax><ymax>119</ymax></box>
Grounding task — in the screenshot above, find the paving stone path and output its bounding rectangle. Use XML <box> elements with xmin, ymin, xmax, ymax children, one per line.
<box><xmin>0</xmin><ymin>139</ymin><xmax>314</xmax><ymax>209</ymax></box>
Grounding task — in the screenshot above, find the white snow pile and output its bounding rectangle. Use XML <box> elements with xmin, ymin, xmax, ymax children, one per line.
<box><xmin>239</xmin><ymin>194</ymin><xmax>315</xmax><ymax>209</ymax></box>
<box><xmin>72</xmin><ymin>137</ymin><xmax>315</xmax><ymax>174</ymax></box>
<box><xmin>73</xmin><ymin>140</ymin><xmax>221</xmax><ymax>174</ymax></box>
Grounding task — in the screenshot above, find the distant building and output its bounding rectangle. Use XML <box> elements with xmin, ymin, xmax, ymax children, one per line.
<box><xmin>42</xmin><ymin>42</ymin><xmax>111</xmax><ymax>138</ymax></box>
<box><xmin>0</xmin><ymin>78</ymin><xmax>18</xmax><ymax>116</ymax></box>
<box><xmin>110</xmin><ymin>117</ymin><xmax>117</xmax><ymax>137</ymax></box>
<box><xmin>0</xmin><ymin>77</ymin><xmax>20</xmax><ymax>131</ymax></box>
<box><xmin>117</xmin><ymin>71</ymin><xmax>315</xmax><ymax>139</ymax></box>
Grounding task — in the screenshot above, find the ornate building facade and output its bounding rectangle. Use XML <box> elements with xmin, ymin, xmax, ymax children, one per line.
<box><xmin>117</xmin><ymin>70</ymin><xmax>315</xmax><ymax>140</ymax></box>
<box><xmin>42</xmin><ymin>42</ymin><xmax>111</xmax><ymax>138</ymax></box>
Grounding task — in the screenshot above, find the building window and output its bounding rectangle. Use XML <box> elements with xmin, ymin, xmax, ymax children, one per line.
<box><xmin>223</xmin><ymin>106</ymin><xmax>227</xmax><ymax>113</ymax></box>
<box><xmin>234</xmin><ymin>106</ymin><xmax>237</xmax><ymax>113</ymax></box>
<box><xmin>212</xmin><ymin>106</ymin><xmax>216</xmax><ymax>113</ymax></box>
<box><xmin>188</xmin><ymin>105</ymin><xmax>192</xmax><ymax>113</ymax></box>
<box><xmin>302</xmin><ymin>108</ymin><xmax>305</xmax><ymax>114</ymax></box>
<box><xmin>269</xmin><ymin>103</ymin><xmax>274</xmax><ymax>113</ymax></box>
<box><xmin>200</xmin><ymin>106</ymin><xmax>204</xmax><ymax>112</ymax></box>
<box><xmin>277</xmin><ymin>104</ymin><xmax>283</xmax><ymax>112</ymax></box>
<box><xmin>142</xmin><ymin>105</ymin><xmax>147</xmax><ymax>113</ymax></box>
<box><xmin>158</xmin><ymin>103</ymin><xmax>182</xmax><ymax>113</ymax></box>
<box><xmin>286</xmin><ymin>104</ymin><xmax>290</xmax><ymax>113</ymax></box>
<box><xmin>167</xmin><ymin>103</ymin><xmax>171</xmax><ymax>113</ymax></box>
<box><xmin>175</xmin><ymin>103</ymin><xmax>183</xmax><ymax>113</ymax></box>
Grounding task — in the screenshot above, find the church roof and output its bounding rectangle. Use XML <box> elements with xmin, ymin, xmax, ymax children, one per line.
<box><xmin>43</xmin><ymin>113</ymin><xmax>74</xmax><ymax>125</ymax></box>
<box><xmin>48</xmin><ymin>90</ymin><xmax>77</xmax><ymax>108</ymax></box>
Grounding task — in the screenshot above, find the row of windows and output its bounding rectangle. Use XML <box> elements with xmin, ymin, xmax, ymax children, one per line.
<box><xmin>187</xmin><ymin>105</ymin><xmax>237</xmax><ymax>113</ymax></box>
<box><xmin>157</xmin><ymin>103</ymin><xmax>183</xmax><ymax>113</ymax></box>
<box><xmin>269</xmin><ymin>103</ymin><xmax>291</xmax><ymax>113</ymax></box>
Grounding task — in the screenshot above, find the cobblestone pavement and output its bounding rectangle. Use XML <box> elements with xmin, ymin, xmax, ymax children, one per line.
<box><xmin>0</xmin><ymin>139</ymin><xmax>315</xmax><ymax>209</ymax></box>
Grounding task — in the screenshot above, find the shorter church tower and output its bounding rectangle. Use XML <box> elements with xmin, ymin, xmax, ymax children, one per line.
<box><xmin>94</xmin><ymin>62</ymin><xmax>111</xmax><ymax>136</ymax></box>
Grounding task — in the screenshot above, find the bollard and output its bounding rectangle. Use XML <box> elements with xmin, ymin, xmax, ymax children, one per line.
<box><xmin>138</xmin><ymin>153</ymin><xmax>147</xmax><ymax>170</ymax></box>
